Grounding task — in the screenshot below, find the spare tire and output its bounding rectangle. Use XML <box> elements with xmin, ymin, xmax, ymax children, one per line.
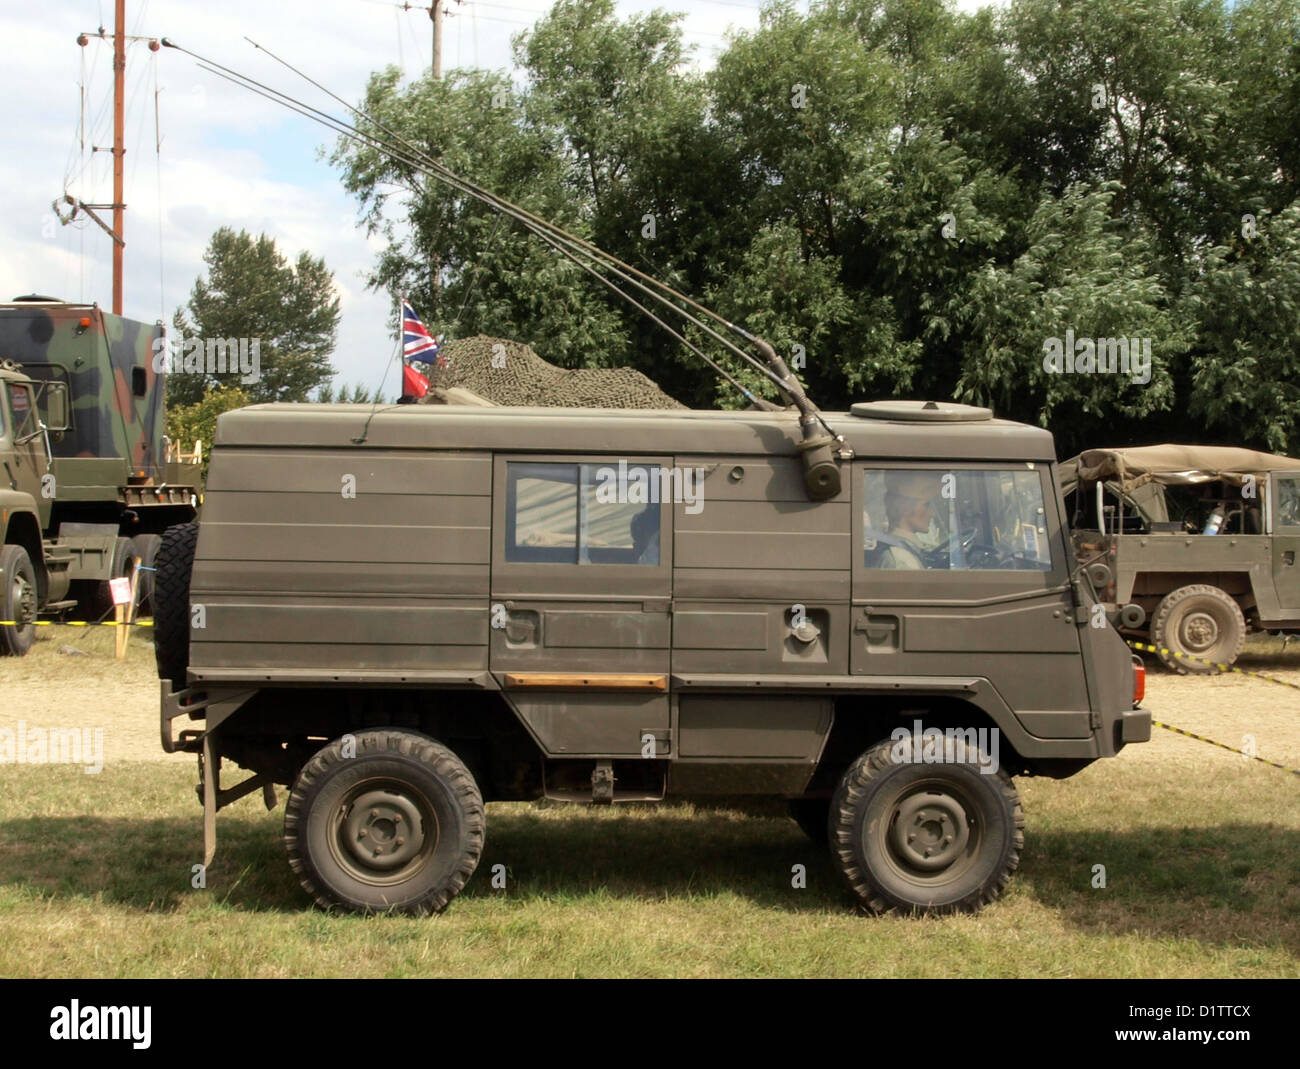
<box><xmin>154</xmin><ymin>522</ymin><xmax>198</xmax><ymax>689</ymax></box>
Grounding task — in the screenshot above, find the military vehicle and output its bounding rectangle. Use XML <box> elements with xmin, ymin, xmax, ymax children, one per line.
<box><xmin>0</xmin><ymin>297</ymin><xmax>199</xmax><ymax>649</ymax></box>
<box><xmin>1063</xmin><ymin>444</ymin><xmax>1300</xmax><ymax>673</ymax></box>
<box><xmin>147</xmin><ymin>42</ymin><xmax>1152</xmax><ymax>916</ymax></box>
<box><xmin>154</xmin><ymin>398</ymin><xmax>1150</xmax><ymax>916</ymax></box>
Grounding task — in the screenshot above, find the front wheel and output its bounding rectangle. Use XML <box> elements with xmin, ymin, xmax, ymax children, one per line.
<box><xmin>830</xmin><ymin>734</ymin><xmax>1024</xmax><ymax>915</ymax></box>
<box><xmin>0</xmin><ymin>544</ymin><xmax>38</xmax><ymax>656</ymax></box>
<box><xmin>284</xmin><ymin>729</ymin><xmax>485</xmax><ymax>915</ymax></box>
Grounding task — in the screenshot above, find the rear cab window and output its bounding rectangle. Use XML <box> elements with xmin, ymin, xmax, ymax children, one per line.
<box><xmin>505</xmin><ymin>461</ymin><xmax>661</xmax><ymax>566</ymax></box>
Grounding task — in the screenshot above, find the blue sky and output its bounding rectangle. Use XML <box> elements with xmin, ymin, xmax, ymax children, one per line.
<box><xmin>1</xmin><ymin>0</ymin><xmax>999</xmax><ymax>398</ymax></box>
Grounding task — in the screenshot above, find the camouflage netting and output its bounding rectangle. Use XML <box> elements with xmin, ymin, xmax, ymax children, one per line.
<box><xmin>417</xmin><ymin>335</ymin><xmax>686</xmax><ymax>409</ymax></box>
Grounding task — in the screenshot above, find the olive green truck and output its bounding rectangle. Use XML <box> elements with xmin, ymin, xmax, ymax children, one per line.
<box><xmin>0</xmin><ymin>298</ymin><xmax>200</xmax><ymax>654</ymax></box>
<box><xmin>156</xmin><ymin>398</ymin><xmax>1150</xmax><ymax>916</ymax></box>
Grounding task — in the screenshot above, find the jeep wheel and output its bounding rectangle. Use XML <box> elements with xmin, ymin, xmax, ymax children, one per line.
<box><xmin>83</xmin><ymin>535</ymin><xmax>137</xmax><ymax>620</ymax></box>
<box><xmin>153</xmin><ymin>522</ymin><xmax>198</xmax><ymax>689</ymax></box>
<box><xmin>284</xmin><ymin>730</ymin><xmax>485</xmax><ymax>915</ymax></box>
<box><xmin>0</xmin><ymin>544</ymin><xmax>38</xmax><ymax>656</ymax></box>
<box><xmin>829</xmin><ymin>735</ymin><xmax>1023</xmax><ymax>915</ymax></box>
<box><xmin>788</xmin><ymin>797</ymin><xmax>831</xmax><ymax>844</ymax></box>
<box><xmin>1150</xmin><ymin>584</ymin><xmax>1245</xmax><ymax>674</ymax></box>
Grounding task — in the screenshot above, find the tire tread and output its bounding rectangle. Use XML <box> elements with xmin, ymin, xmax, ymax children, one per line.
<box><xmin>829</xmin><ymin>737</ymin><xmax>1024</xmax><ymax>915</ymax></box>
<box><xmin>283</xmin><ymin>729</ymin><xmax>485</xmax><ymax>915</ymax></box>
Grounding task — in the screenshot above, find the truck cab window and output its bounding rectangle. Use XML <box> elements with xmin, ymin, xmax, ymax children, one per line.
<box><xmin>6</xmin><ymin>384</ymin><xmax>35</xmax><ymax>439</ymax></box>
<box><xmin>863</xmin><ymin>468</ymin><xmax>1053</xmax><ymax>571</ymax></box>
<box><xmin>1276</xmin><ymin>476</ymin><xmax>1300</xmax><ymax>530</ymax></box>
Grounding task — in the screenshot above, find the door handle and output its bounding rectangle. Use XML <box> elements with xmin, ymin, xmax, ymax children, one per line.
<box><xmin>854</xmin><ymin>612</ymin><xmax>900</xmax><ymax>650</ymax></box>
<box><xmin>1284</xmin><ymin>551</ymin><xmax>1295</xmax><ymax>566</ymax></box>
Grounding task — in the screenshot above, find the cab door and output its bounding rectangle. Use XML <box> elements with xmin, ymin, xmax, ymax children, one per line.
<box><xmin>489</xmin><ymin>455</ymin><xmax>672</xmax><ymax>757</ymax></box>
<box><xmin>850</xmin><ymin>462</ymin><xmax>1092</xmax><ymax>740</ymax></box>
<box><xmin>1269</xmin><ymin>472</ymin><xmax>1300</xmax><ymax>612</ymax></box>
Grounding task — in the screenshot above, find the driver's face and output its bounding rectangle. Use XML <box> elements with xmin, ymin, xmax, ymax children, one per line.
<box><xmin>899</xmin><ymin>496</ymin><xmax>933</xmax><ymax>534</ymax></box>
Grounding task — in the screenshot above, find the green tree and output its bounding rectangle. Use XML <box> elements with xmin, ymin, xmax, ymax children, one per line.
<box><xmin>172</xmin><ymin>228</ymin><xmax>340</xmax><ymax>404</ymax></box>
<box><xmin>332</xmin><ymin>0</ymin><xmax>1300</xmax><ymax>453</ymax></box>
<box><xmin>164</xmin><ymin>384</ymin><xmax>251</xmax><ymax>481</ymax></box>
<box><xmin>316</xmin><ymin>382</ymin><xmax>386</xmax><ymax>404</ymax></box>
<box><xmin>1184</xmin><ymin>202</ymin><xmax>1300</xmax><ymax>452</ymax></box>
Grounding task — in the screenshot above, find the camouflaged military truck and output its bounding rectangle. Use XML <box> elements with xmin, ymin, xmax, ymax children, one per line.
<box><xmin>1063</xmin><ymin>444</ymin><xmax>1300</xmax><ymax>673</ymax></box>
<box><xmin>155</xmin><ymin>397</ymin><xmax>1150</xmax><ymax>917</ymax></box>
<box><xmin>0</xmin><ymin>297</ymin><xmax>199</xmax><ymax>651</ymax></box>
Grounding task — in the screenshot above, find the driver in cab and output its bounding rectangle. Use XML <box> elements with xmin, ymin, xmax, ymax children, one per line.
<box><xmin>879</xmin><ymin>472</ymin><xmax>942</xmax><ymax>570</ymax></box>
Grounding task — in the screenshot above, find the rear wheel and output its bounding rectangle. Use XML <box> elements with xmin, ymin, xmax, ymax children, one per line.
<box><xmin>284</xmin><ymin>730</ymin><xmax>485</xmax><ymax>915</ymax></box>
<box><xmin>0</xmin><ymin>545</ymin><xmax>38</xmax><ymax>656</ymax></box>
<box><xmin>1150</xmin><ymin>584</ymin><xmax>1245</xmax><ymax>674</ymax></box>
<box><xmin>830</xmin><ymin>735</ymin><xmax>1023</xmax><ymax>915</ymax></box>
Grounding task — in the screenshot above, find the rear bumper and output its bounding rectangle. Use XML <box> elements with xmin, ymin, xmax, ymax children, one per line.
<box><xmin>1120</xmin><ymin>706</ymin><xmax>1152</xmax><ymax>744</ymax></box>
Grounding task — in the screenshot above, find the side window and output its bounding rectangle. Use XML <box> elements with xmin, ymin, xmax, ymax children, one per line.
<box><xmin>506</xmin><ymin>461</ymin><xmax>660</xmax><ymax>565</ymax></box>
<box><xmin>7</xmin><ymin>384</ymin><xmax>34</xmax><ymax>439</ymax></box>
<box><xmin>863</xmin><ymin>468</ymin><xmax>1053</xmax><ymax>571</ymax></box>
<box><xmin>1275</xmin><ymin>475</ymin><xmax>1300</xmax><ymax>530</ymax></box>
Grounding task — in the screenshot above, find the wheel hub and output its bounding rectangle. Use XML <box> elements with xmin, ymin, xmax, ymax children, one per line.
<box><xmin>1180</xmin><ymin>611</ymin><xmax>1219</xmax><ymax>651</ymax></box>
<box><xmin>11</xmin><ymin>570</ymin><xmax>35</xmax><ymax>625</ymax></box>
<box><xmin>341</xmin><ymin>789</ymin><xmax>427</xmax><ymax>872</ymax></box>
<box><xmin>890</xmin><ymin>791</ymin><xmax>971</xmax><ymax>872</ymax></box>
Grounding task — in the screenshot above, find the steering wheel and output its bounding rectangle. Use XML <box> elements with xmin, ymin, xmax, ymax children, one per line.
<box><xmin>964</xmin><ymin>542</ymin><xmax>1017</xmax><ymax>569</ymax></box>
<box><xmin>919</xmin><ymin>527</ymin><xmax>979</xmax><ymax>568</ymax></box>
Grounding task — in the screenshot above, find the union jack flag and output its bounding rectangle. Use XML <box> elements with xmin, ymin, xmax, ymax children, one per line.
<box><xmin>402</xmin><ymin>299</ymin><xmax>444</xmax><ymax>366</ymax></box>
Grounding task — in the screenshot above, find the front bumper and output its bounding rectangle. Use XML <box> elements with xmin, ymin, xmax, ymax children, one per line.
<box><xmin>1120</xmin><ymin>706</ymin><xmax>1152</xmax><ymax>744</ymax></box>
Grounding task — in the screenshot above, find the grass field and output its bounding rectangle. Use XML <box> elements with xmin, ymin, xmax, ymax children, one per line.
<box><xmin>0</xmin><ymin>626</ymin><xmax>1297</xmax><ymax>978</ymax></box>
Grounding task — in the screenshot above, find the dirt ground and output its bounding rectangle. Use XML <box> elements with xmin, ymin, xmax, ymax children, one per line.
<box><xmin>1</xmin><ymin>626</ymin><xmax>1298</xmax><ymax>773</ymax></box>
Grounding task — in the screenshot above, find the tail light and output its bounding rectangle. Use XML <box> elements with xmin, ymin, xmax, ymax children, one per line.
<box><xmin>1132</xmin><ymin>657</ymin><xmax>1145</xmax><ymax>705</ymax></box>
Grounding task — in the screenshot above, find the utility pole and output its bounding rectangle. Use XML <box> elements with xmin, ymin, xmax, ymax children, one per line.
<box><xmin>65</xmin><ymin>8</ymin><xmax>162</xmax><ymax>315</ymax></box>
<box><xmin>430</xmin><ymin>0</ymin><xmax>442</xmax><ymax>80</ymax></box>
<box><xmin>111</xmin><ymin>0</ymin><xmax>125</xmax><ymax>315</ymax></box>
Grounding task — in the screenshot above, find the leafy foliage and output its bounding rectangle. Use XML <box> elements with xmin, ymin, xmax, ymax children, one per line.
<box><xmin>334</xmin><ymin>0</ymin><xmax>1300</xmax><ymax>454</ymax></box>
<box><xmin>164</xmin><ymin>384</ymin><xmax>250</xmax><ymax>481</ymax></box>
<box><xmin>173</xmin><ymin>228</ymin><xmax>340</xmax><ymax>405</ymax></box>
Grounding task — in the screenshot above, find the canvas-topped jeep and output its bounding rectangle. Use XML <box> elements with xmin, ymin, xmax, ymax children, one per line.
<box><xmin>156</xmin><ymin>398</ymin><xmax>1149</xmax><ymax>915</ymax></box>
<box><xmin>1062</xmin><ymin>444</ymin><xmax>1300</xmax><ymax>672</ymax></box>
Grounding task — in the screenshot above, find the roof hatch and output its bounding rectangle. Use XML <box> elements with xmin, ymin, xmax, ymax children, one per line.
<box><xmin>850</xmin><ymin>400</ymin><xmax>993</xmax><ymax>422</ymax></box>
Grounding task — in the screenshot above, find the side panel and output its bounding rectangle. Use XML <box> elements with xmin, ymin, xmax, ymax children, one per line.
<box><xmin>671</xmin><ymin>456</ymin><xmax>851</xmax><ymax>677</ymax></box>
<box><xmin>489</xmin><ymin>454</ymin><xmax>672</xmax><ymax>757</ymax></box>
<box><xmin>1113</xmin><ymin>535</ymin><xmax>1273</xmax><ymax>615</ymax></box>
<box><xmin>189</xmin><ymin>448</ymin><xmax>491</xmax><ymax>672</ymax></box>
